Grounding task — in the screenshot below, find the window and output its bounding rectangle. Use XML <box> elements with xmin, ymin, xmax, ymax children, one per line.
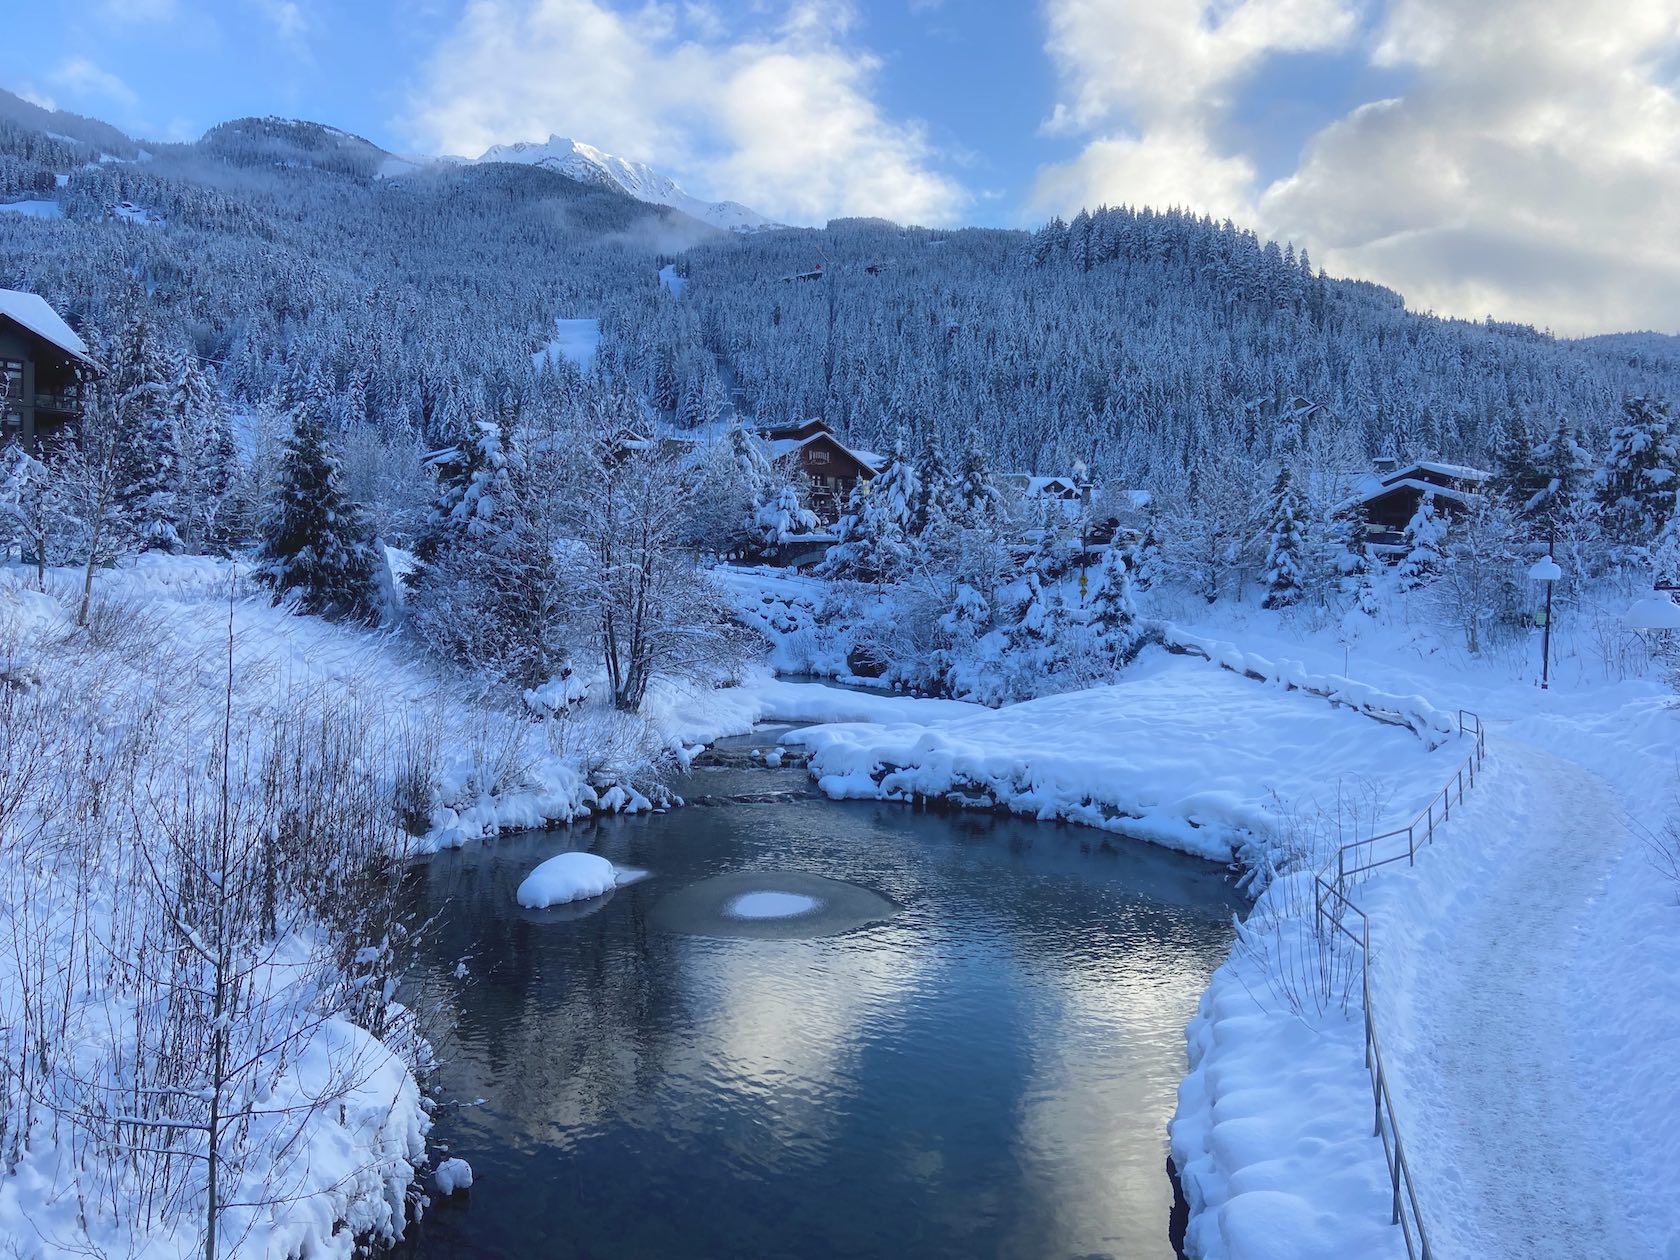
<box><xmin>808</xmin><ymin>449</ymin><xmax>830</xmax><ymax>464</ymax></box>
<box><xmin>0</xmin><ymin>359</ymin><xmax>21</xmax><ymax>400</ymax></box>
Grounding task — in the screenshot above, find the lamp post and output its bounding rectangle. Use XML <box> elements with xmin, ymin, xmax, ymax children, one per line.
<box><xmin>1529</xmin><ymin>549</ymin><xmax>1562</xmax><ymax>690</ymax></box>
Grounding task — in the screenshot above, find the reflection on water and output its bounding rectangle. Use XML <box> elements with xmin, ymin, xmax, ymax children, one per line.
<box><xmin>394</xmin><ymin>767</ymin><xmax>1241</xmax><ymax>1260</ymax></box>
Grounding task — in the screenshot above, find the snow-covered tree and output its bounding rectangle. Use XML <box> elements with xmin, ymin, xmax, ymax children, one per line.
<box><xmin>821</xmin><ymin>442</ymin><xmax>920</xmax><ymax>584</ymax></box>
<box><xmin>1124</xmin><ymin>502</ymin><xmax>1165</xmax><ymax>593</ymax></box>
<box><xmin>752</xmin><ymin>482</ymin><xmax>819</xmax><ymax>554</ymax></box>
<box><xmin>0</xmin><ymin>440</ymin><xmax>76</xmax><ymax>587</ymax></box>
<box><xmin>1260</xmin><ymin>467</ymin><xmax>1307</xmax><ymax>608</ymax></box>
<box><xmin>1596</xmin><ymin>397</ymin><xmax>1677</xmax><ymax>553</ymax></box>
<box><xmin>256</xmin><ymin>387</ymin><xmax>382</xmax><ymax>621</ymax></box>
<box><xmin>1431</xmin><ymin>496</ymin><xmax>1523</xmax><ymax>654</ymax></box>
<box><xmin>1397</xmin><ymin>493</ymin><xmax>1447</xmax><ymax>592</ymax></box>
<box><xmin>1088</xmin><ymin>547</ymin><xmax>1144</xmax><ymax>666</ymax></box>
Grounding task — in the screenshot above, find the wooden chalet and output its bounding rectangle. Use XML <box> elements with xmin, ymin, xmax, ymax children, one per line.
<box><xmin>1348</xmin><ymin>460</ymin><xmax>1490</xmax><ymax>552</ymax></box>
<box><xmin>0</xmin><ymin>289</ymin><xmax>98</xmax><ymax>451</ymax></box>
<box><xmin>760</xmin><ymin>419</ymin><xmax>880</xmax><ymax>523</ymax></box>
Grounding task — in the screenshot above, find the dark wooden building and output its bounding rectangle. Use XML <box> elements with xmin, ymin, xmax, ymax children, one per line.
<box><xmin>1</xmin><ymin>290</ymin><xmax>97</xmax><ymax>450</ymax></box>
<box><xmin>760</xmin><ymin>418</ymin><xmax>880</xmax><ymax>523</ymax></box>
<box><xmin>1349</xmin><ymin>460</ymin><xmax>1490</xmax><ymax>551</ymax></box>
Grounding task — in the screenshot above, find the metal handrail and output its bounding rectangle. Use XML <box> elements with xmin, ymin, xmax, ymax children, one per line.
<box><xmin>1311</xmin><ymin>709</ymin><xmax>1486</xmax><ymax>1260</ymax></box>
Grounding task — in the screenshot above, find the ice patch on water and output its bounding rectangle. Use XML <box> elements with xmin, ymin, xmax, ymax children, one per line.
<box><xmin>724</xmin><ymin>890</ymin><xmax>822</xmax><ymax>920</ymax></box>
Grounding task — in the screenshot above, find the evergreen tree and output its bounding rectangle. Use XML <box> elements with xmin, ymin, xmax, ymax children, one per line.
<box><xmin>1595</xmin><ymin>397</ymin><xmax>1678</xmax><ymax>552</ymax></box>
<box><xmin>910</xmin><ymin>431</ymin><xmax>957</xmax><ymax>539</ymax></box>
<box><xmin>821</xmin><ymin>440</ymin><xmax>920</xmax><ymax>583</ymax></box>
<box><xmin>1531</xmin><ymin>417</ymin><xmax>1595</xmax><ymax>536</ymax></box>
<box><xmin>955</xmin><ymin>433</ymin><xmax>1005</xmax><ymax>528</ymax></box>
<box><xmin>1487</xmin><ymin>414</ymin><xmax>1545</xmax><ymax>521</ymax></box>
<box><xmin>1260</xmin><ymin>467</ymin><xmax>1307</xmax><ymax>608</ymax></box>
<box><xmin>752</xmin><ymin>482</ymin><xmax>819</xmax><ymax>554</ymax></box>
<box><xmin>1397</xmin><ymin>493</ymin><xmax>1447</xmax><ymax>591</ymax></box>
<box><xmin>104</xmin><ymin>308</ymin><xmax>180</xmax><ymax>550</ymax></box>
<box><xmin>1088</xmin><ymin>546</ymin><xmax>1143</xmax><ymax>666</ymax></box>
<box><xmin>1125</xmin><ymin>501</ymin><xmax>1165</xmax><ymax>592</ymax></box>
<box><xmin>256</xmin><ymin>387</ymin><xmax>382</xmax><ymax>621</ymax></box>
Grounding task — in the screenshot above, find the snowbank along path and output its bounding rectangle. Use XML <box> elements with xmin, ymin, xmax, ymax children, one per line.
<box><xmin>1372</xmin><ymin>739</ymin><xmax>1650</xmax><ymax>1260</ymax></box>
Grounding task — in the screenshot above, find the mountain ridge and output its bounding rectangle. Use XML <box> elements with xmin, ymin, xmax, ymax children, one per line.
<box><xmin>473</xmin><ymin>134</ymin><xmax>780</xmax><ymax>234</ymax></box>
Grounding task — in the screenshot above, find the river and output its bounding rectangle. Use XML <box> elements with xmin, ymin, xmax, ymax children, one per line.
<box><xmin>394</xmin><ymin>744</ymin><xmax>1241</xmax><ymax>1259</ymax></box>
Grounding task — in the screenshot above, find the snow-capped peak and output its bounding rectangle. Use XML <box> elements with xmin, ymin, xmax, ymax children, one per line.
<box><xmin>473</xmin><ymin>135</ymin><xmax>778</xmax><ymax>234</ymax></box>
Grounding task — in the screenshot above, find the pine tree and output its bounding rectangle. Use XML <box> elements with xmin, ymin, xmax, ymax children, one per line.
<box><xmin>105</xmin><ymin>309</ymin><xmax>181</xmax><ymax>551</ymax></box>
<box><xmin>1088</xmin><ymin>546</ymin><xmax>1142</xmax><ymax>666</ymax></box>
<box><xmin>1397</xmin><ymin>493</ymin><xmax>1447</xmax><ymax>591</ymax></box>
<box><xmin>752</xmin><ymin>482</ymin><xmax>819</xmax><ymax>553</ymax></box>
<box><xmin>820</xmin><ymin>440</ymin><xmax>920</xmax><ymax>583</ymax></box>
<box><xmin>1261</xmin><ymin>467</ymin><xmax>1307</xmax><ymax>608</ymax></box>
<box><xmin>1487</xmin><ymin>414</ymin><xmax>1544</xmax><ymax>521</ymax></box>
<box><xmin>256</xmin><ymin>386</ymin><xmax>382</xmax><ymax>621</ymax></box>
<box><xmin>1125</xmin><ymin>501</ymin><xmax>1165</xmax><ymax>592</ymax></box>
<box><xmin>910</xmin><ymin>431</ymin><xmax>956</xmax><ymax>539</ymax></box>
<box><xmin>1595</xmin><ymin>397</ymin><xmax>1678</xmax><ymax>552</ymax></box>
<box><xmin>955</xmin><ymin>433</ymin><xmax>1004</xmax><ymax>528</ymax></box>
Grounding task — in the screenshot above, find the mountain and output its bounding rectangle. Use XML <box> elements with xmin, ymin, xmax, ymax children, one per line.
<box><xmin>474</xmin><ymin>135</ymin><xmax>779</xmax><ymax>234</ymax></box>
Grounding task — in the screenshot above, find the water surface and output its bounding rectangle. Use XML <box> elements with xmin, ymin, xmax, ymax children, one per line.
<box><xmin>396</xmin><ymin>765</ymin><xmax>1240</xmax><ymax>1259</ymax></box>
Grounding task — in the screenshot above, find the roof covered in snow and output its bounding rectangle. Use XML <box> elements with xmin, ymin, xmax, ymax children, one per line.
<box><xmin>0</xmin><ymin>289</ymin><xmax>95</xmax><ymax>366</ymax></box>
<box><xmin>1380</xmin><ymin>460</ymin><xmax>1490</xmax><ymax>486</ymax></box>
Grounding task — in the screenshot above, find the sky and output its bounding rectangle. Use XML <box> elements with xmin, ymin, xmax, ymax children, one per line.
<box><xmin>5</xmin><ymin>0</ymin><xmax>1680</xmax><ymax>337</ymax></box>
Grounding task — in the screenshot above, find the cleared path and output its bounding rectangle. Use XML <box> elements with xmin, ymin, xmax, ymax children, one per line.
<box><xmin>1387</xmin><ymin>742</ymin><xmax>1647</xmax><ymax>1260</ymax></box>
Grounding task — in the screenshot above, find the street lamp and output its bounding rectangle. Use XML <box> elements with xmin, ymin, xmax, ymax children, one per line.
<box><xmin>1529</xmin><ymin>551</ymin><xmax>1563</xmax><ymax>690</ymax></box>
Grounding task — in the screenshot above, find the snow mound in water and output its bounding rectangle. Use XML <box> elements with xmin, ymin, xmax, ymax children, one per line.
<box><xmin>435</xmin><ymin>1157</ymin><xmax>473</xmax><ymax>1195</ymax></box>
<box><xmin>724</xmin><ymin>890</ymin><xmax>822</xmax><ymax>919</ymax></box>
<box><xmin>516</xmin><ymin>852</ymin><xmax>644</xmax><ymax>908</ymax></box>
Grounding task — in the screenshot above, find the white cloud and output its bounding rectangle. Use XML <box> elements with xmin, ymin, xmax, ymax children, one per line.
<box><xmin>51</xmin><ymin>56</ymin><xmax>140</xmax><ymax>110</ymax></box>
<box><xmin>409</xmin><ymin>0</ymin><xmax>968</xmax><ymax>226</ymax></box>
<box><xmin>248</xmin><ymin>0</ymin><xmax>313</xmax><ymax>57</ymax></box>
<box><xmin>1030</xmin><ymin>0</ymin><xmax>1358</xmax><ymax>218</ymax></box>
<box><xmin>1259</xmin><ymin>0</ymin><xmax>1680</xmax><ymax>334</ymax></box>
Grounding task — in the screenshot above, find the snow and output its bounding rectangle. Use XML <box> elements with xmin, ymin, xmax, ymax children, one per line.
<box><xmin>0</xmin><ymin>287</ymin><xmax>93</xmax><ymax>363</ymax></box>
<box><xmin>1159</xmin><ymin>593</ymin><xmax>1680</xmax><ymax>1260</ymax></box>
<box><xmin>723</xmin><ymin>890</ymin><xmax>823</xmax><ymax>919</ymax></box>
<box><xmin>532</xmin><ymin>317</ymin><xmax>600</xmax><ymax>372</ymax></box>
<box><xmin>515</xmin><ymin>851</ymin><xmax>641</xmax><ymax>908</ymax></box>
<box><xmin>782</xmin><ymin>647</ymin><xmax>1461</xmax><ymax>864</ymax></box>
<box><xmin>1527</xmin><ymin>555</ymin><xmax>1563</xmax><ymax>582</ymax></box>
<box><xmin>112</xmin><ymin>199</ymin><xmax>163</xmax><ymax>225</ymax></box>
<box><xmin>475</xmin><ymin>134</ymin><xmax>778</xmax><ymax>232</ymax></box>
<box><xmin>434</xmin><ymin>1157</ymin><xmax>474</xmax><ymax>1195</ymax></box>
<box><xmin>1363</xmin><ymin>744</ymin><xmax>1647</xmax><ymax>1260</ymax></box>
<box><xmin>1625</xmin><ymin>595</ymin><xmax>1680</xmax><ymax>629</ymax></box>
<box><xmin>0</xmin><ymin>199</ymin><xmax>62</xmax><ymax>219</ymax></box>
<box><xmin>659</xmin><ymin>263</ymin><xmax>686</xmax><ymax>297</ymax></box>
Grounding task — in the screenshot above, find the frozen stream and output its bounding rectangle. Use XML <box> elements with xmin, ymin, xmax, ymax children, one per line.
<box><xmin>393</xmin><ymin>754</ymin><xmax>1242</xmax><ymax>1259</ymax></box>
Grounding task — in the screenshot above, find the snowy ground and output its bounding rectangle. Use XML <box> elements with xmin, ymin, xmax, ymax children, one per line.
<box><xmin>781</xmin><ymin>646</ymin><xmax>1461</xmax><ymax>865</ymax></box>
<box><xmin>0</xmin><ymin>199</ymin><xmax>62</xmax><ymax>218</ymax></box>
<box><xmin>532</xmin><ymin>317</ymin><xmax>600</xmax><ymax>372</ymax></box>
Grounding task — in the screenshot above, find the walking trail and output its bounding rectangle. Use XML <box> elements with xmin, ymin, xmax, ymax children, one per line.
<box><xmin>1377</xmin><ymin>741</ymin><xmax>1649</xmax><ymax>1260</ymax></box>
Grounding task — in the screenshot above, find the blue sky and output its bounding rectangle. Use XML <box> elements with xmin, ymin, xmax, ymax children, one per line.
<box><xmin>5</xmin><ymin>1</ymin><xmax>1680</xmax><ymax>336</ymax></box>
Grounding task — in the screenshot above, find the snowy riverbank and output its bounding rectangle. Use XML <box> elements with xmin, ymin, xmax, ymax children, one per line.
<box><xmin>777</xmin><ymin>645</ymin><xmax>1461</xmax><ymax>870</ymax></box>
